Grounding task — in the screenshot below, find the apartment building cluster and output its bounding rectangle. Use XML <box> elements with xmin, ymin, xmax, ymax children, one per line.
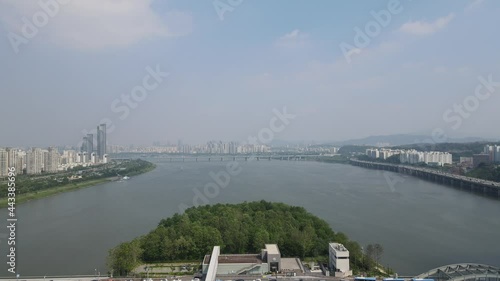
<box><xmin>1</xmin><ymin>147</ymin><xmax>58</xmax><ymax>176</ymax></box>
<box><xmin>0</xmin><ymin>146</ymin><xmax>109</xmax><ymax>177</ymax></box>
<box><xmin>483</xmin><ymin>145</ymin><xmax>500</xmax><ymax>162</ymax></box>
<box><xmin>0</xmin><ymin>123</ymin><xmax>108</xmax><ymax>177</ymax></box>
<box><xmin>366</xmin><ymin>148</ymin><xmax>453</xmax><ymax>166</ymax></box>
<box><xmin>365</xmin><ymin>148</ymin><xmax>403</xmax><ymax>160</ymax></box>
<box><xmin>400</xmin><ymin>150</ymin><xmax>453</xmax><ymax>166</ymax></box>
<box><xmin>472</xmin><ymin>145</ymin><xmax>500</xmax><ymax>168</ymax></box>
<box><xmin>108</xmin><ymin>141</ymin><xmax>271</xmax><ymax>154</ymax></box>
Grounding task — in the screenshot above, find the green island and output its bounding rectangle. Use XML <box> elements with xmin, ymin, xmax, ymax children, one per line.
<box><xmin>0</xmin><ymin>159</ymin><xmax>155</xmax><ymax>208</ymax></box>
<box><xmin>108</xmin><ymin>201</ymin><xmax>391</xmax><ymax>277</ymax></box>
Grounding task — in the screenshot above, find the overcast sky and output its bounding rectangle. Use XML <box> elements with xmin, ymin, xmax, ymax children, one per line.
<box><xmin>1</xmin><ymin>0</ymin><xmax>499</xmax><ymax>147</ymax></box>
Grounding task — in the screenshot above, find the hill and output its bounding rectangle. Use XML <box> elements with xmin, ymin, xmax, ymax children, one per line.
<box><xmin>332</xmin><ymin>134</ymin><xmax>487</xmax><ymax>147</ymax></box>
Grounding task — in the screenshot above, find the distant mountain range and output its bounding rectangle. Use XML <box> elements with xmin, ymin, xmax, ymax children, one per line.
<box><xmin>329</xmin><ymin>134</ymin><xmax>490</xmax><ymax>147</ymax></box>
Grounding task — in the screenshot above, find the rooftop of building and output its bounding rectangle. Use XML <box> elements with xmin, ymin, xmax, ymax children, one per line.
<box><xmin>265</xmin><ymin>244</ymin><xmax>280</xmax><ymax>255</ymax></box>
<box><xmin>203</xmin><ymin>254</ymin><xmax>263</xmax><ymax>265</ymax></box>
<box><xmin>329</xmin><ymin>242</ymin><xmax>349</xmax><ymax>252</ymax></box>
<box><xmin>281</xmin><ymin>258</ymin><xmax>302</xmax><ymax>272</ymax></box>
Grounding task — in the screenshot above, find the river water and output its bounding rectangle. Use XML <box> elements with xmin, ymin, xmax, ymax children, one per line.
<box><xmin>1</xmin><ymin>159</ymin><xmax>499</xmax><ymax>277</ymax></box>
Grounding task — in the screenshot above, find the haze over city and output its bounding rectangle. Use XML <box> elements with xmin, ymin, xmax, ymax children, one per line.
<box><xmin>1</xmin><ymin>0</ymin><xmax>500</xmax><ymax>147</ymax></box>
<box><xmin>2</xmin><ymin>1</ymin><xmax>500</xmax><ymax>280</ymax></box>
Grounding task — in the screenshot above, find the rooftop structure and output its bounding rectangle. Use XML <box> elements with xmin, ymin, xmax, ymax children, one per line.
<box><xmin>202</xmin><ymin>244</ymin><xmax>302</xmax><ymax>277</ymax></box>
<box><xmin>329</xmin><ymin>242</ymin><xmax>352</xmax><ymax>277</ymax></box>
<box><xmin>415</xmin><ymin>263</ymin><xmax>500</xmax><ymax>281</ymax></box>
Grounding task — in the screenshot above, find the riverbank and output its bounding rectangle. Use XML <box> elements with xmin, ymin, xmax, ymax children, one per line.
<box><xmin>0</xmin><ymin>159</ymin><xmax>156</xmax><ymax>208</ymax></box>
<box><xmin>0</xmin><ymin>177</ymin><xmax>115</xmax><ymax>208</ymax></box>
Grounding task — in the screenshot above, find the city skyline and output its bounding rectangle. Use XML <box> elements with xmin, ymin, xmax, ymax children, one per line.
<box><xmin>2</xmin><ymin>1</ymin><xmax>500</xmax><ymax>147</ymax></box>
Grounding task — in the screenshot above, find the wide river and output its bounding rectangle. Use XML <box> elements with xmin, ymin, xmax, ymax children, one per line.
<box><xmin>1</xmin><ymin>159</ymin><xmax>499</xmax><ymax>277</ymax></box>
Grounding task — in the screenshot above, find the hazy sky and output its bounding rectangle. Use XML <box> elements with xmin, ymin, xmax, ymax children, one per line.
<box><xmin>1</xmin><ymin>0</ymin><xmax>499</xmax><ymax>147</ymax></box>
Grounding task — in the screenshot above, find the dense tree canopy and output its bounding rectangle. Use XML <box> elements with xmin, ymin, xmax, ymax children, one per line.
<box><xmin>108</xmin><ymin>201</ymin><xmax>370</xmax><ymax>275</ymax></box>
<box><xmin>467</xmin><ymin>163</ymin><xmax>500</xmax><ymax>182</ymax></box>
<box><xmin>0</xmin><ymin>159</ymin><xmax>155</xmax><ymax>198</ymax></box>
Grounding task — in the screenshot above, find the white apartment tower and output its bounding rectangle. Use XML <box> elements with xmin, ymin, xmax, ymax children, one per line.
<box><xmin>0</xmin><ymin>149</ymin><xmax>8</xmax><ymax>177</ymax></box>
<box><xmin>45</xmin><ymin>147</ymin><xmax>60</xmax><ymax>173</ymax></box>
<box><xmin>26</xmin><ymin>148</ymin><xmax>43</xmax><ymax>175</ymax></box>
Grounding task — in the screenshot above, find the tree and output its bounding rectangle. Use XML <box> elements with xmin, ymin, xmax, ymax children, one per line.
<box><xmin>365</xmin><ymin>244</ymin><xmax>374</xmax><ymax>260</ymax></box>
<box><xmin>108</xmin><ymin>239</ymin><xmax>143</xmax><ymax>276</ymax></box>
<box><xmin>373</xmin><ymin>243</ymin><xmax>384</xmax><ymax>266</ymax></box>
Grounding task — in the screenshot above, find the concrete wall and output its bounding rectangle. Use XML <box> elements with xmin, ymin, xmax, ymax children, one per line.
<box><xmin>205</xmin><ymin>246</ymin><xmax>219</xmax><ymax>281</ymax></box>
<box><xmin>329</xmin><ymin>243</ymin><xmax>350</xmax><ymax>273</ymax></box>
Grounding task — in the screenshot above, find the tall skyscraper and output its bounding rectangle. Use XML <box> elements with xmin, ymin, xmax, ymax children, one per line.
<box><xmin>86</xmin><ymin>134</ymin><xmax>94</xmax><ymax>155</ymax></box>
<box><xmin>97</xmin><ymin>123</ymin><xmax>107</xmax><ymax>159</ymax></box>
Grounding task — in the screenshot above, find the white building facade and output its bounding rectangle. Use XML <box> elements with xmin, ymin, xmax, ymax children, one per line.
<box><xmin>329</xmin><ymin>243</ymin><xmax>352</xmax><ymax>277</ymax></box>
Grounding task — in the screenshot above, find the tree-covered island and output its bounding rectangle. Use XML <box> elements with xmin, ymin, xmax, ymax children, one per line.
<box><xmin>108</xmin><ymin>201</ymin><xmax>391</xmax><ymax>277</ymax></box>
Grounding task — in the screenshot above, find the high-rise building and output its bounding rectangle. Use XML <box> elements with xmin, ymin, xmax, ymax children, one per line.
<box><xmin>26</xmin><ymin>148</ymin><xmax>43</xmax><ymax>175</ymax></box>
<box><xmin>483</xmin><ymin>145</ymin><xmax>500</xmax><ymax>163</ymax></box>
<box><xmin>0</xmin><ymin>149</ymin><xmax>8</xmax><ymax>177</ymax></box>
<box><xmin>45</xmin><ymin>147</ymin><xmax>60</xmax><ymax>173</ymax></box>
<box><xmin>97</xmin><ymin>124</ymin><xmax>107</xmax><ymax>159</ymax></box>
<box><xmin>16</xmin><ymin>152</ymin><xmax>25</xmax><ymax>173</ymax></box>
<box><xmin>10</xmin><ymin>149</ymin><xmax>25</xmax><ymax>173</ymax></box>
<box><xmin>61</xmin><ymin>150</ymin><xmax>77</xmax><ymax>164</ymax></box>
<box><xmin>81</xmin><ymin>134</ymin><xmax>94</xmax><ymax>156</ymax></box>
<box><xmin>496</xmin><ymin>146</ymin><xmax>500</xmax><ymax>163</ymax></box>
<box><xmin>87</xmin><ymin>134</ymin><xmax>94</xmax><ymax>155</ymax></box>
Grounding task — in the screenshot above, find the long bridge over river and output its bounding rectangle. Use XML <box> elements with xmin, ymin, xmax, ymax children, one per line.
<box><xmin>350</xmin><ymin>159</ymin><xmax>500</xmax><ymax>198</ymax></box>
<box><xmin>113</xmin><ymin>154</ymin><xmax>328</xmax><ymax>162</ymax></box>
